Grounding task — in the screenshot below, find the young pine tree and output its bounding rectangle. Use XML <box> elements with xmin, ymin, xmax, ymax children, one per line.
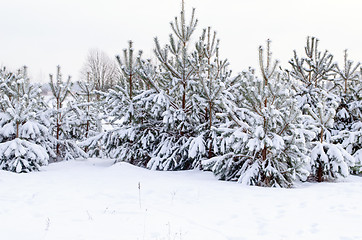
<box><xmin>140</xmin><ymin>1</ymin><xmax>207</xmax><ymax>170</ymax></box>
<box><xmin>67</xmin><ymin>75</ymin><xmax>103</xmax><ymax>156</ymax></box>
<box><xmin>0</xmin><ymin>67</ymin><xmax>49</xmax><ymax>172</ymax></box>
<box><xmin>49</xmin><ymin>66</ymin><xmax>87</xmax><ymax>161</ymax></box>
<box><xmin>304</xmin><ymin>95</ymin><xmax>355</xmax><ymax>181</ymax></box>
<box><xmin>288</xmin><ymin>38</ymin><xmax>355</xmax><ymax>181</ymax></box>
<box><xmin>288</xmin><ymin>36</ymin><xmax>338</xmax><ymax>112</ymax></box>
<box><xmin>191</xmin><ymin>27</ymin><xmax>232</xmax><ymax>162</ymax></box>
<box><xmin>332</xmin><ymin>51</ymin><xmax>362</xmax><ymax>173</ymax></box>
<box><xmin>101</xmin><ymin>41</ymin><xmax>159</xmax><ymax>165</ymax></box>
<box><xmin>203</xmin><ymin>41</ymin><xmax>310</xmax><ymax>187</ymax></box>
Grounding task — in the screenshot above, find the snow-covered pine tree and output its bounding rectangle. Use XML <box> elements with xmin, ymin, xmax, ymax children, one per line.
<box><xmin>139</xmin><ymin>0</ymin><xmax>208</xmax><ymax>170</ymax></box>
<box><xmin>334</xmin><ymin>50</ymin><xmax>361</xmax><ymax>95</ymax></box>
<box><xmin>49</xmin><ymin>66</ymin><xmax>87</xmax><ymax>161</ymax></box>
<box><xmin>288</xmin><ymin>38</ymin><xmax>355</xmax><ymax>181</ymax></box>
<box><xmin>0</xmin><ymin>66</ymin><xmax>49</xmax><ymax>172</ymax></box>
<box><xmin>332</xmin><ymin>50</ymin><xmax>362</xmax><ymax>173</ymax></box>
<box><xmin>331</xmin><ymin>50</ymin><xmax>360</xmax><ymax>131</ymax></box>
<box><xmin>288</xmin><ymin>36</ymin><xmax>337</xmax><ymax>112</ymax></box>
<box><xmin>203</xmin><ymin>40</ymin><xmax>310</xmax><ymax>187</ymax></box>
<box><xmin>192</xmin><ymin>26</ymin><xmax>231</xmax><ymax>162</ymax></box>
<box><xmin>67</xmin><ymin>75</ymin><xmax>103</xmax><ymax>156</ymax></box>
<box><xmin>304</xmin><ymin>94</ymin><xmax>355</xmax><ymax>181</ymax></box>
<box><xmin>114</xmin><ymin>40</ymin><xmax>146</xmax><ymax>123</ymax></box>
<box><xmin>100</xmin><ymin>41</ymin><xmax>158</xmax><ymax>166</ymax></box>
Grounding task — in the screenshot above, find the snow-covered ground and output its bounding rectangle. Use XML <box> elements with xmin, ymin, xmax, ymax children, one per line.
<box><xmin>1</xmin><ymin>158</ymin><xmax>362</xmax><ymax>240</ymax></box>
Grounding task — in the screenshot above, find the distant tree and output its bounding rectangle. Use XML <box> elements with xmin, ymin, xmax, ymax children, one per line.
<box><xmin>81</xmin><ymin>49</ymin><xmax>120</xmax><ymax>92</ymax></box>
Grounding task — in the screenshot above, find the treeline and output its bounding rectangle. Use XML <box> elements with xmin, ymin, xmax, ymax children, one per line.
<box><xmin>0</xmin><ymin>3</ymin><xmax>360</xmax><ymax>187</ymax></box>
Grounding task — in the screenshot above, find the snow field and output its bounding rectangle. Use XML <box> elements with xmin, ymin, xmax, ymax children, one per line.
<box><xmin>1</xmin><ymin>158</ymin><xmax>362</xmax><ymax>240</ymax></box>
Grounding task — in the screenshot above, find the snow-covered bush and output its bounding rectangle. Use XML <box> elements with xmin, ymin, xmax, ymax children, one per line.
<box><xmin>0</xmin><ymin>138</ymin><xmax>48</xmax><ymax>173</ymax></box>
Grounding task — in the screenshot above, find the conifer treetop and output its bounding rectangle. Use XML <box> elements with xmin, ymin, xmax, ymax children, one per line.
<box><xmin>49</xmin><ymin>65</ymin><xmax>73</xmax><ymax>105</ymax></box>
<box><xmin>334</xmin><ymin>49</ymin><xmax>360</xmax><ymax>94</ymax></box>
<box><xmin>289</xmin><ymin>36</ymin><xmax>335</xmax><ymax>87</ymax></box>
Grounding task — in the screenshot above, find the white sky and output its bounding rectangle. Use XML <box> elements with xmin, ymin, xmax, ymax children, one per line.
<box><xmin>0</xmin><ymin>0</ymin><xmax>361</xmax><ymax>83</ymax></box>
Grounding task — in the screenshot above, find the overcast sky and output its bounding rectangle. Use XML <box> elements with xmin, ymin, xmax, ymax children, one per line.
<box><xmin>0</xmin><ymin>0</ymin><xmax>361</xmax><ymax>83</ymax></box>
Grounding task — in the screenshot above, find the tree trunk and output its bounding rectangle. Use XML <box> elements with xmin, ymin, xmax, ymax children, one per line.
<box><xmin>85</xmin><ymin>91</ymin><xmax>90</xmax><ymax>153</ymax></box>
<box><xmin>180</xmin><ymin>81</ymin><xmax>186</xmax><ymax>136</ymax></box>
<box><xmin>262</xmin><ymin>97</ymin><xmax>268</xmax><ymax>161</ymax></box>
<box><xmin>56</xmin><ymin>98</ymin><xmax>61</xmax><ymax>160</ymax></box>
<box><xmin>320</xmin><ymin>128</ymin><xmax>324</xmax><ymax>143</ymax></box>
<box><xmin>262</xmin><ymin>147</ymin><xmax>267</xmax><ymax>161</ymax></box>
<box><xmin>317</xmin><ymin>162</ymin><xmax>323</xmax><ymax>182</ymax></box>
<box><xmin>16</xmin><ymin>121</ymin><xmax>19</xmax><ymax>139</ymax></box>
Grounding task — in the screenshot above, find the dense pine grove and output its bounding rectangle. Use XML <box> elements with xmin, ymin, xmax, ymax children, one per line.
<box><xmin>0</xmin><ymin>2</ymin><xmax>361</xmax><ymax>187</ymax></box>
